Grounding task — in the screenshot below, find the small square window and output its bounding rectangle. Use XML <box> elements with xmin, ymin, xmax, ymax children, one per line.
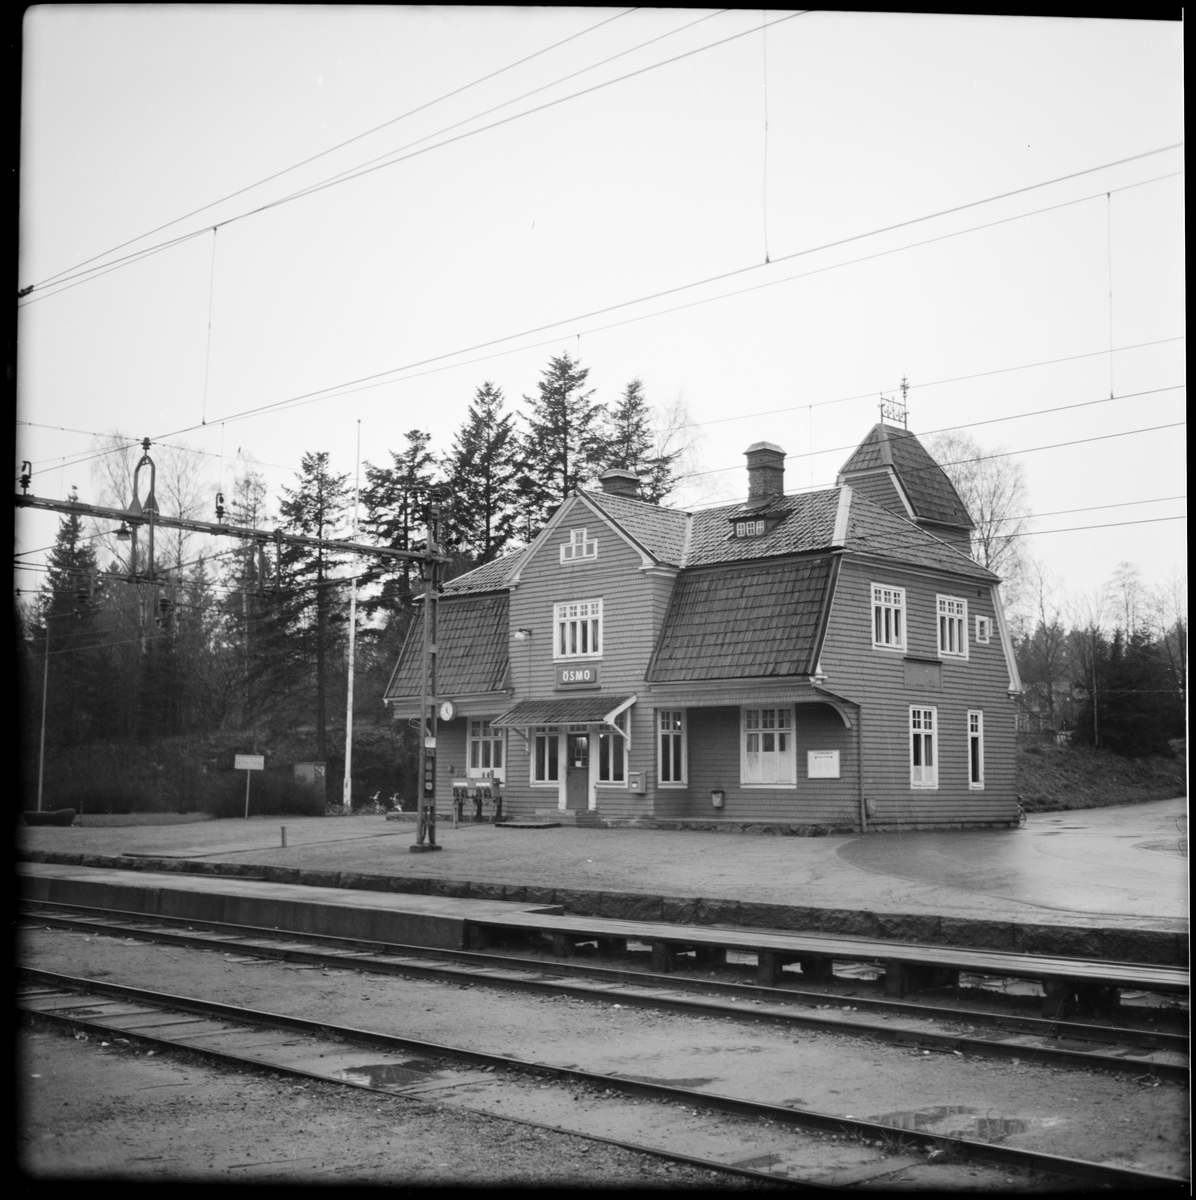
<box><xmin>975</xmin><ymin>615</ymin><xmax>993</xmax><ymax>644</ymax></box>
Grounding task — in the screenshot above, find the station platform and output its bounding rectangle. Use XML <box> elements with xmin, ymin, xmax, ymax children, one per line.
<box><xmin>17</xmin><ymin>797</ymin><xmax>1187</xmax><ymax>966</ymax></box>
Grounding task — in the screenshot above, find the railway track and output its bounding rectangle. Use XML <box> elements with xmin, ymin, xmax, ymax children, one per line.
<box><xmin>18</xmin><ymin>966</ymin><xmax>1187</xmax><ymax>1190</ymax></box>
<box><xmin>20</xmin><ymin>900</ymin><xmax>1188</xmax><ymax>1083</ymax></box>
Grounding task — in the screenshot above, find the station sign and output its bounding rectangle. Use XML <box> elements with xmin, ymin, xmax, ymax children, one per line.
<box><xmin>234</xmin><ymin>754</ymin><xmax>265</xmax><ymax>771</ymax></box>
<box><xmin>555</xmin><ymin>663</ymin><xmax>600</xmax><ymax>689</ymax></box>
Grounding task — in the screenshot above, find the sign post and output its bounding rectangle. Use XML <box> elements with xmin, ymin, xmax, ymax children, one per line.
<box><xmin>235</xmin><ymin>754</ymin><xmax>265</xmax><ymax>817</ymax></box>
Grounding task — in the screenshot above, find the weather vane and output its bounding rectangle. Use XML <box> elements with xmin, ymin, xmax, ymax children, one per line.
<box><xmin>879</xmin><ymin>377</ymin><xmax>909</xmax><ymax>428</ymax></box>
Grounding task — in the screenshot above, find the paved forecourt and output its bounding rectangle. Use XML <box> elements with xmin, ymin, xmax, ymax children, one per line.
<box><xmin>17</xmin><ymin>797</ymin><xmax>1188</xmax><ymax>965</ymax></box>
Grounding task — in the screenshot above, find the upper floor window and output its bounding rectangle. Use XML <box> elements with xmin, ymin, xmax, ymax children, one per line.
<box><xmin>742</xmin><ymin>707</ymin><xmax>795</xmax><ymax>786</ymax></box>
<box><xmin>555</xmin><ymin>599</ymin><xmax>602</xmax><ymax>659</ymax></box>
<box><xmin>468</xmin><ymin>720</ymin><xmax>505</xmax><ymax>782</ymax></box>
<box><xmin>658</xmin><ymin>709</ymin><xmax>686</xmax><ymax>786</ymax></box>
<box><xmin>560</xmin><ymin>528</ymin><xmax>597</xmax><ymax>563</ymax></box>
<box><xmin>975</xmin><ymin>615</ymin><xmax>993</xmax><ymax>644</ymax></box>
<box><xmin>938</xmin><ymin>596</ymin><xmax>968</xmax><ymax>658</ymax></box>
<box><xmin>910</xmin><ymin>706</ymin><xmax>937</xmax><ymax>789</ymax></box>
<box><xmin>872</xmin><ymin>584</ymin><xmax>906</xmax><ymax>650</ymax></box>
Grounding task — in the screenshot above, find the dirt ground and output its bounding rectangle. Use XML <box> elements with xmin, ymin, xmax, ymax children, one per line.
<box><xmin>20</xmin><ymin>926</ymin><xmax>1190</xmax><ymax>1182</ymax></box>
<box><xmin>18</xmin><ymin>1024</ymin><xmax>752</xmax><ymax>1187</ymax></box>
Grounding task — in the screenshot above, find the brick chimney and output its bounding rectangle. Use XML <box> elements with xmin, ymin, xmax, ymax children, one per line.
<box><xmin>599</xmin><ymin>469</ymin><xmax>640</xmax><ymax>499</ymax></box>
<box><xmin>745</xmin><ymin>442</ymin><xmax>785</xmax><ymax>503</ymax></box>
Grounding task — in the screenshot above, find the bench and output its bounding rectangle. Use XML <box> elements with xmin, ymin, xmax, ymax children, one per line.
<box><xmin>463</xmin><ymin>911</ymin><xmax>1188</xmax><ymax>1020</ymax></box>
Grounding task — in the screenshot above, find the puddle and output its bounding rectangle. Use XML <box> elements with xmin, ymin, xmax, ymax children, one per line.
<box><xmin>872</xmin><ymin>1106</ymin><xmax>1031</xmax><ymax>1142</ymax></box>
<box><xmin>333</xmin><ymin>1060</ymin><xmax>441</xmax><ymax>1088</ymax></box>
<box><xmin>618</xmin><ymin>1074</ymin><xmax>718</xmax><ymax>1088</ymax></box>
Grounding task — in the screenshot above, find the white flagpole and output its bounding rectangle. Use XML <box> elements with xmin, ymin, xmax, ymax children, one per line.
<box><xmin>343</xmin><ymin>420</ymin><xmax>362</xmax><ymax>814</ymax></box>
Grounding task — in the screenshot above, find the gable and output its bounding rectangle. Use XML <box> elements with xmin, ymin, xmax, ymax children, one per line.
<box><xmin>384</xmin><ymin>593</ymin><xmax>510</xmax><ymax>699</ymax></box>
<box><xmin>647</xmin><ymin>556</ymin><xmax>836</xmax><ymax>682</ymax></box>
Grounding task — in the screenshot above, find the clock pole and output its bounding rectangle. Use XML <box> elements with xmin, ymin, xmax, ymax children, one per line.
<box><xmin>412</xmin><ymin>487</ymin><xmax>447</xmax><ymax>852</ymax></box>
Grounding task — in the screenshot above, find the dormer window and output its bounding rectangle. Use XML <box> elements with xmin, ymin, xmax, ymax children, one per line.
<box><xmin>560</xmin><ymin>528</ymin><xmax>598</xmax><ymax>563</ymax></box>
<box><xmin>729</xmin><ymin>509</ymin><xmax>787</xmax><ymax>538</ymax></box>
<box><xmin>734</xmin><ymin>519</ymin><xmax>765</xmax><ymax>538</ymax></box>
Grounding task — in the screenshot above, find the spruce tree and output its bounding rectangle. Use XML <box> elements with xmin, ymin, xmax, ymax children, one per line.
<box><xmin>271</xmin><ymin>452</ymin><xmax>352</xmax><ymax>762</ymax></box>
<box><xmin>444</xmin><ymin>382</ymin><xmax>520</xmax><ymax>566</ymax></box>
<box><xmin>360</xmin><ymin>431</ymin><xmax>437</xmax><ymax>619</ymax></box>
<box><xmin>38</xmin><ymin>490</ymin><xmax>105</xmax><ymax>746</ymax></box>
<box><xmin>600</xmin><ymin>377</ymin><xmax>681</xmax><ymax>504</ymax></box>
<box><xmin>518</xmin><ymin>352</ymin><xmax>604</xmax><ymax>535</ymax></box>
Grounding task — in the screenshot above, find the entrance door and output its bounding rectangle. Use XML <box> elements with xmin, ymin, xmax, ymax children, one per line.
<box><xmin>565</xmin><ymin>732</ymin><xmax>590</xmax><ymax>810</ymax></box>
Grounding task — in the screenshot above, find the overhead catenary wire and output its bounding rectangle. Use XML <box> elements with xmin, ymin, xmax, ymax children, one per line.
<box><xmin>139</xmin><ymin>156</ymin><xmax>1183</xmax><ymax>443</ymax></box>
<box><xmin>19</xmin><ymin>9</ymin><xmax>797</xmax><ymax>304</ymax></box>
<box><xmin>22</xmin><ymin>6</ymin><xmax>643</xmax><ymax>293</ymax></box>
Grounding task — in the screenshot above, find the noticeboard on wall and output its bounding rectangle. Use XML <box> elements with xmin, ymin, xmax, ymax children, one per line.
<box><xmin>807</xmin><ymin>750</ymin><xmax>840</xmax><ymax>779</ymax></box>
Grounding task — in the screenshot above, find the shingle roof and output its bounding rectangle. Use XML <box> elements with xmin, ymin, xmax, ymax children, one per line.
<box><xmin>844</xmin><ymin>490</ymin><xmax>997</xmax><ymax>581</ymax></box>
<box><xmin>491</xmin><ymin>695</ymin><xmax>633</xmax><ymax>727</ymax></box>
<box><xmin>684</xmin><ymin>489</ymin><xmax>842</xmax><ymax>566</ymax></box>
<box><xmin>384</xmin><ymin>593</ymin><xmax>510</xmax><ymax>699</ymax></box>
<box><xmin>581</xmin><ymin>489</ymin><xmax>690</xmax><ymax>566</ymax></box>
<box><xmin>839</xmin><ymin>424</ymin><xmax>973</xmax><ymax>529</ymax></box>
<box><xmin>441</xmin><ymin>549</ymin><xmax>527</xmax><ymax>596</ymax></box>
<box><xmin>647</xmin><ymin>556</ymin><xmax>835</xmax><ymax>682</ymax></box>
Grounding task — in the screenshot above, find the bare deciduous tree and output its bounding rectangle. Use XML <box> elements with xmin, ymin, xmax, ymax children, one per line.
<box><xmin>927</xmin><ymin>429</ymin><xmax>1030</xmax><ymax>604</ymax></box>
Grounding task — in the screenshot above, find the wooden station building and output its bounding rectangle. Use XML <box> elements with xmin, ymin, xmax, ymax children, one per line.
<box><xmin>384</xmin><ymin>421</ymin><xmax>1023</xmax><ymax>831</ymax></box>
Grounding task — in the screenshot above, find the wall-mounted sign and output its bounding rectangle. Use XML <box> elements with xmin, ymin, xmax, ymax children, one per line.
<box><xmin>556</xmin><ymin>663</ymin><xmax>601</xmax><ymax>689</ymax></box>
<box><xmin>807</xmin><ymin>750</ymin><xmax>840</xmax><ymax>779</ymax></box>
<box><xmin>234</xmin><ymin>754</ymin><xmax>265</xmax><ymax>771</ymax></box>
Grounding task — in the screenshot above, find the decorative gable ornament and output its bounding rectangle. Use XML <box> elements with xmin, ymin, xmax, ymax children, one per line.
<box><xmin>560</xmin><ymin>527</ymin><xmax>598</xmax><ymax>562</ymax></box>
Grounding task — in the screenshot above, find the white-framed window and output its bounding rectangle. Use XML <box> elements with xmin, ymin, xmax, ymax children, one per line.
<box><xmin>468</xmin><ymin>720</ymin><xmax>505</xmax><ymax>782</ymax></box>
<box><xmin>968</xmin><ymin>710</ymin><xmax>984</xmax><ymax>790</ymax></box>
<box><xmin>658</xmin><ymin>709</ymin><xmax>686</xmax><ymax>786</ymax></box>
<box><xmin>975</xmin><ymin>615</ymin><xmax>993</xmax><ymax>644</ymax></box>
<box><xmin>532</xmin><ymin>726</ymin><xmax>560</xmax><ymax>784</ymax></box>
<box><xmin>597</xmin><ymin>712</ymin><xmax>627</xmax><ymax>785</ymax></box>
<box><xmin>937</xmin><ymin>595</ymin><xmax>968</xmax><ymax>658</ymax></box>
<box><xmin>734</xmin><ymin>519</ymin><xmax>765</xmax><ymax>537</ymax></box>
<box><xmin>560</xmin><ymin>528</ymin><xmax>597</xmax><ymax>563</ymax></box>
<box><xmin>554</xmin><ymin>599</ymin><xmax>602</xmax><ymax>659</ymax></box>
<box><xmin>741</xmin><ymin>707</ymin><xmax>796</xmax><ymax>786</ymax></box>
<box><xmin>872</xmin><ymin>584</ymin><xmax>906</xmax><ymax>650</ymax></box>
<box><xmin>910</xmin><ymin>706</ymin><xmax>938</xmax><ymax>789</ymax></box>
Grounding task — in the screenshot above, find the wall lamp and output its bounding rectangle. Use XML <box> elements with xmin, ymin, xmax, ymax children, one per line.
<box><xmin>513</xmin><ymin>628</ymin><xmax>533</xmax><ymax>641</ymax></box>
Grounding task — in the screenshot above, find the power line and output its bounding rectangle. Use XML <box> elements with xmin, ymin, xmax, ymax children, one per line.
<box><xmin>21</xmin><ymin>10</ymin><xmax>803</xmax><ymax>304</ymax></box>
<box><xmin>22</xmin><ymin>7</ymin><xmax>642</xmax><ymax>292</ymax></box>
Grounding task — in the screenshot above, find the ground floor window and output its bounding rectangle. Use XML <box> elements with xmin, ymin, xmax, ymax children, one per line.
<box><xmin>468</xmin><ymin>720</ymin><xmax>505</xmax><ymax>781</ymax></box>
<box><xmin>532</xmin><ymin>726</ymin><xmax>559</xmax><ymax>783</ymax></box>
<box><xmin>968</xmin><ymin>710</ymin><xmax>984</xmax><ymax>789</ymax></box>
<box><xmin>597</xmin><ymin>712</ymin><xmax>627</xmax><ymax>784</ymax></box>
<box><xmin>910</xmin><ymin>706</ymin><xmax>937</xmax><ymax>788</ymax></box>
<box><xmin>658</xmin><ymin>709</ymin><xmax>686</xmax><ymax>785</ymax></box>
<box><xmin>742</xmin><ymin>707</ymin><xmax>795</xmax><ymax>785</ymax></box>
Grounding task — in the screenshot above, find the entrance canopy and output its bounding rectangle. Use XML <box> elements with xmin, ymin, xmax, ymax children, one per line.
<box><xmin>491</xmin><ymin>695</ymin><xmax>635</xmax><ymax>728</ymax></box>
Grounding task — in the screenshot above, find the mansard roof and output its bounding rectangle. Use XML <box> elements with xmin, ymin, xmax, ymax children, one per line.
<box><xmin>441</xmin><ymin>548</ymin><xmax>527</xmax><ymax>596</ymax></box>
<box><xmin>647</xmin><ymin>556</ymin><xmax>835</xmax><ymax>683</ymax></box>
<box><xmin>838</xmin><ymin>422</ymin><xmax>974</xmax><ymax>530</ymax></box>
<box><xmin>383</xmin><ymin>592</ymin><xmax>510</xmax><ymax>700</ymax></box>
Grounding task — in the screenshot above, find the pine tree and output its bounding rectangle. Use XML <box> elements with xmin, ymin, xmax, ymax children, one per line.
<box><xmin>270</xmin><ymin>452</ymin><xmax>352</xmax><ymax>762</ymax></box>
<box><xmin>518</xmin><ymin>352</ymin><xmax>604</xmax><ymax>535</ymax></box>
<box><xmin>600</xmin><ymin>377</ymin><xmax>681</xmax><ymax>504</ymax></box>
<box><xmin>444</xmin><ymin>382</ymin><xmax>521</xmax><ymax>565</ymax></box>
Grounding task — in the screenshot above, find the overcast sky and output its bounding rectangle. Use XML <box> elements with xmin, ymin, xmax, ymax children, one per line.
<box><xmin>16</xmin><ymin>8</ymin><xmax>1185</xmax><ymax>614</ymax></box>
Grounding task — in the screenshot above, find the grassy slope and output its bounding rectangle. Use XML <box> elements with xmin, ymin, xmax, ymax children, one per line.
<box><xmin>1017</xmin><ymin>742</ymin><xmax>1186</xmax><ymax>812</ymax></box>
